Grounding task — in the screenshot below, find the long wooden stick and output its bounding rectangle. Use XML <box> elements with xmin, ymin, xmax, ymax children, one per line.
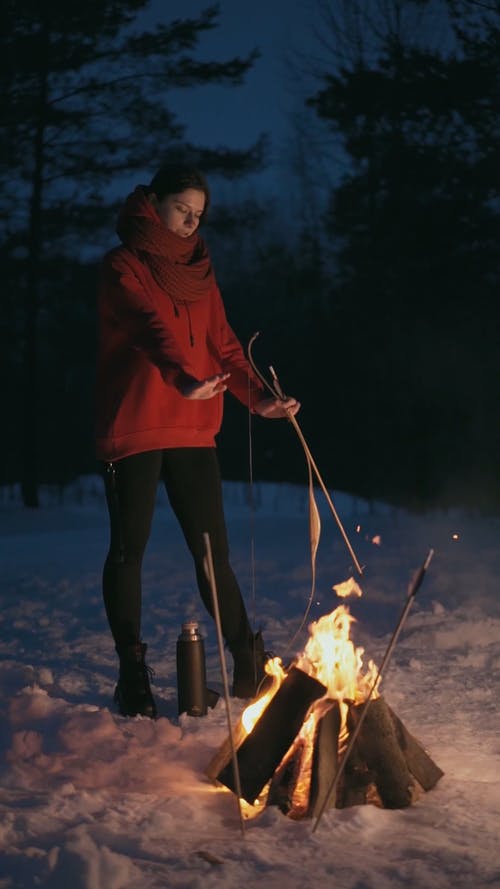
<box><xmin>285</xmin><ymin>408</ymin><xmax>363</xmax><ymax>576</ymax></box>
<box><xmin>248</xmin><ymin>332</ymin><xmax>363</xmax><ymax>576</ymax></box>
<box><xmin>203</xmin><ymin>532</ymin><xmax>246</xmax><ymax>838</ymax></box>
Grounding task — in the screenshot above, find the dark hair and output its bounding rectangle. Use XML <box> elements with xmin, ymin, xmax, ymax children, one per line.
<box><xmin>148</xmin><ymin>163</ymin><xmax>210</xmax><ymax>220</ymax></box>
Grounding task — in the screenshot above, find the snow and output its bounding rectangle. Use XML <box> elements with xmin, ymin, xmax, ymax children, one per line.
<box><xmin>1</xmin><ymin>477</ymin><xmax>500</xmax><ymax>889</ymax></box>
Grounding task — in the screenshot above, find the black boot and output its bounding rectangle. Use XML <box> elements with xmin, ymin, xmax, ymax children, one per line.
<box><xmin>114</xmin><ymin>642</ymin><xmax>157</xmax><ymax>719</ymax></box>
<box><xmin>231</xmin><ymin>631</ymin><xmax>269</xmax><ymax>699</ymax></box>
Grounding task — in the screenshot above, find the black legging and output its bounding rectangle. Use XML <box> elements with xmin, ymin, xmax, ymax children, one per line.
<box><xmin>102</xmin><ymin>448</ymin><xmax>252</xmax><ymax>654</ymax></box>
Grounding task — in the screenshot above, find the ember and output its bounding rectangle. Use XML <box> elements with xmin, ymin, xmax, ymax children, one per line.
<box><xmin>332</xmin><ymin>577</ymin><xmax>363</xmax><ymax>599</ymax></box>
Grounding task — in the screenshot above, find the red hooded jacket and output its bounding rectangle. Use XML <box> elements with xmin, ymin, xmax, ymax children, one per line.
<box><xmin>95</xmin><ymin>202</ymin><xmax>265</xmax><ymax>462</ymax></box>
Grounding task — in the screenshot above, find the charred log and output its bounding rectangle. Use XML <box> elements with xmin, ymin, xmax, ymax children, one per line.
<box><xmin>206</xmin><ymin>685</ymin><xmax>444</xmax><ymax>818</ymax></box>
<box><xmin>387</xmin><ymin>704</ymin><xmax>444</xmax><ymax>791</ymax></box>
<box><xmin>205</xmin><ymin>718</ymin><xmax>248</xmax><ymax>784</ymax></box>
<box><xmin>346</xmin><ymin>697</ymin><xmax>414</xmax><ymax>808</ymax></box>
<box><xmin>266</xmin><ymin>737</ymin><xmax>308</xmax><ymax>816</ymax></box>
<box><xmin>217</xmin><ymin>667</ymin><xmax>326</xmax><ymax>804</ymax></box>
<box><xmin>308</xmin><ymin>702</ymin><xmax>342</xmax><ymax>816</ymax></box>
<box><xmin>340</xmin><ymin>734</ymin><xmax>382</xmax><ymax>808</ymax></box>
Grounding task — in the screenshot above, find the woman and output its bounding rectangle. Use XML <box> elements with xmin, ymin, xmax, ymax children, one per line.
<box><xmin>96</xmin><ymin>163</ymin><xmax>300</xmax><ymax>718</ymax></box>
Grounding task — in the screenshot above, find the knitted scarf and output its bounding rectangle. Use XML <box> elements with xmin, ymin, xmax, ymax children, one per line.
<box><xmin>116</xmin><ymin>186</ymin><xmax>215</xmax><ymax>303</ymax></box>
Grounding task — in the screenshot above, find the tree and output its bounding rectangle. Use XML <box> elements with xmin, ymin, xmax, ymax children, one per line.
<box><xmin>303</xmin><ymin>0</ymin><xmax>500</xmax><ymax>509</ymax></box>
<box><xmin>1</xmin><ymin>1</ymin><xmax>264</xmax><ymax>505</ymax></box>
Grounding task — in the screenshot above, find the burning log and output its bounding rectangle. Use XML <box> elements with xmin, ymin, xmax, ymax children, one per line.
<box><xmin>267</xmin><ymin>700</ymin><xmax>342</xmax><ymax>819</ymax></box>
<box><xmin>345</xmin><ymin>697</ymin><xmax>414</xmax><ymax>808</ymax></box>
<box><xmin>271</xmin><ymin>697</ymin><xmax>443</xmax><ymax>816</ymax></box>
<box><xmin>206</xmin><ymin>579</ymin><xmax>443</xmax><ymax>821</ymax></box>
<box><xmin>213</xmin><ymin>667</ymin><xmax>326</xmax><ymax>804</ymax></box>
<box><xmin>386</xmin><ymin>703</ymin><xmax>444</xmax><ymax>792</ymax></box>
<box><xmin>208</xmin><ymin>692</ymin><xmax>443</xmax><ymax>818</ymax></box>
<box><xmin>308</xmin><ymin>702</ymin><xmax>342</xmax><ymax>816</ymax></box>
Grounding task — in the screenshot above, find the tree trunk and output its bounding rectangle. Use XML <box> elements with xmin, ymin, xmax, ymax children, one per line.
<box><xmin>21</xmin><ymin>21</ymin><xmax>49</xmax><ymax>507</ymax></box>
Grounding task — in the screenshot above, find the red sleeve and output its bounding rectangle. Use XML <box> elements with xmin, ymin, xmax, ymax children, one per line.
<box><xmin>99</xmin><ymin>250</ymin><xmax>196</xmax><ymax>390</ymax></box>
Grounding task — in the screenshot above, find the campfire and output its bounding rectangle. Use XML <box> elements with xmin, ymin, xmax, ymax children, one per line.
<box><xmin>205</xmin><ymin>601</ymin><xmax>443</xmax><ymax>821</ymax></box>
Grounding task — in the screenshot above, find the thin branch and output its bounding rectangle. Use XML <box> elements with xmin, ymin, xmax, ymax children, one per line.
<box><xmin>47</xmin><ymin>53</ymin><xmax>257</xmax><ymax>107</ymax></box>
<box><xmin>462</xmin><ymin>0</ymin><xmax>500</xmax><ymax>10</ymax></box>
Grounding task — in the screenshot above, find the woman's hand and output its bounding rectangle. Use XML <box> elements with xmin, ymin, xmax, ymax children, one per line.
<box><xmin>254</xmin><ymin>396</ymin><xmax>301</xmax><ymax>419</ymax></box>
<box><xmin>180</xmin><ymin>373</ymin><xmax>230</xmax><ymax>400</ymax></box>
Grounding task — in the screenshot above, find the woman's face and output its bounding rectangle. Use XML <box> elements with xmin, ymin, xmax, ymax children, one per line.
<box><xmin>151</xmin><ymin>188</ymin><xmax>206</xmax><ymax>237</ymax></box>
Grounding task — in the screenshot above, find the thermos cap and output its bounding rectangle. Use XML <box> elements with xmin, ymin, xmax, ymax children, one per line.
<box><xmin>181</xmin><ymin>620</ymin><xmax>201</xmax><ymax>637</ymax></box>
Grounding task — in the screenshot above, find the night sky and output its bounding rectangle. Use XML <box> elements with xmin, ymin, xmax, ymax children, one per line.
<box><xmin>145</xmin><ymin>0</ymin><xmax>317</xmax><ymax>198</ymax></box>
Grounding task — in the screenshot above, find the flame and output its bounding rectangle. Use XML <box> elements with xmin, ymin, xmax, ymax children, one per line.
<box><xmin>295</xmin><ymin>605</ymin><xmax>379</xmax><ymax>744</ymax></box>
<box><xmin>238</xmin><ymin>657</ymin><xmax>287</xmax><ymax>817</ymax></box>
<box><xmin>288</xmin><ymin>711</ymin><xmax>318</xmax><ymax>818</ymax></box>
<box><xmin>241</xmin><ymin>606</ymin><xmax>379</xmax><ymax>742</ymax></box>
<box><xmin>296</xmin><ymin>606</ymin><xmax>377</xmax><ymax>702</ymax></box>
<box><xmin>332</xmin><ymin>576</ymin><xmax>363</xmax><ymax>599</ymax></box>
<box><xmin>241</xmin><ymin>657</ymin><xmax>286</xmax><ymax>734</ymax></box>
<box><xmin>371</xmin><ymin>535</ymin><xmax>382</xmax><ymax>546</ymax></box>
<box><xmin>237</xmin><ymin>605</ymin><xmax>379</xmax><ymax>816</ymax></box>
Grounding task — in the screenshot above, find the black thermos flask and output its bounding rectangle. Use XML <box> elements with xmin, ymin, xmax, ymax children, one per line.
<box><xmin>176</xmin><ymin>621</ymin><xmax>208</xmax><ymax>717</ymax></box>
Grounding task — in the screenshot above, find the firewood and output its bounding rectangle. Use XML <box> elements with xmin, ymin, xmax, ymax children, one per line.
<box><xmin>204</xmin><ymin>717</ymin><xmax>248</xmax><ymax>784</ymax></box>
<box><xmin>266</xmin><ymin>738</ymin><xmax>307</xmax><ymax>816</ymax></box>
<box><xmin>205</xmin><ymin>676</ymin><xmax>444</xmax><ymax>818</ymax></box>
<box><xmin>308</xmin><ymin>702</ymin><xmax>342</xmax><ymax>817</ymax></box>
<box><xmin>347</xmin><ymin>696</ymin><xmax>414</xmax><ymax>808</ymax></box>
<box><xmin>204</xmin><ymin>674</ymin><xmax>277</xmax><ymax>783</ymax></box>
<box><xmin>338</xmin><ymin>737</ymin><xmax>376</xmax><ymax>808</ymax></box>
<box><xmin>387</xmin><ymin>704</ymin><xmax>444</xmax><ymax>790</ymax></box>
<box><xmin>217</xmin><ymin>667</ymin><xmax>326</xmax><ymax>804</ymax></box>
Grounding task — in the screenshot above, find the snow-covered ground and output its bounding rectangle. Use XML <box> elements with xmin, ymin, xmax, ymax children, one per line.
<box><xmin>1</xmin><ymin>477</ymin><xmax>499</xmax><ymax>889</ymax></box>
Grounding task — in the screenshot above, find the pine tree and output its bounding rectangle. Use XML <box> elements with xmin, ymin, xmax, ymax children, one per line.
<box><xmin>304</xmin><ymin>0</ymin><xmax>500</xmax><ymax>508</ymax></box>
<box><xmin>1</xmin><ymin>1</ymin><xmax>263</xmax><ymax>505</ymax></box>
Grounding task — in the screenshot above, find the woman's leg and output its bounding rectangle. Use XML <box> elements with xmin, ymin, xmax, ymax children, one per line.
<box><xmin>160</xmin><ymin>447</ymin><xmax>253</xmax><ymax>652</ymax></box>
<box><xmin>160</xmin><ymin>447</ymin><xmax>268</xmax><ymax>697</ymax></box>
<box><xmin>102</xmin><ymin>450</ymin><xmax>162</xmax><ymax>651</ymax></box>
<box><xmin>102</xmin><ymin>450</ymin><xmax>162</xmax><ymax>717</ymax></box>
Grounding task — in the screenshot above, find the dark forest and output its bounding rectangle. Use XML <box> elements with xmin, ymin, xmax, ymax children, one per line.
<box><xmin>2</xmin><ymin>0</ymin><xmax>499</xmax><ymax>512</ymax></box>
